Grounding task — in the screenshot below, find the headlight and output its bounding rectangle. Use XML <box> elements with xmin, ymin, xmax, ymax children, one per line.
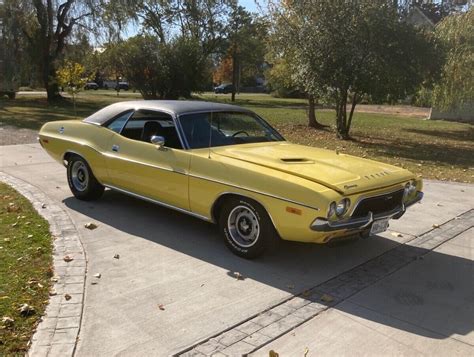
<box><xmin>336</xmin><ymin>198</ymin><xmax>350</xmax><ymax>216</ymax></box>
<box><xmin>327</xmin><ymin>198</ymin><xmax>350</xmax><ymax>219</ymax></box>
<box><xmin>404</xmin><ymin>180</ymin><xmax>417</xmax><ymax>200</ymax></box>
<box><xmin>327</xmin><ymin>202</ymin><xmax>337</xmax><ymax>218</ymax></box>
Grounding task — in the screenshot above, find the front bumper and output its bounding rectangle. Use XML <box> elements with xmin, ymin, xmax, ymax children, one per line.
<box><xmin>310</xmin><ymin>191</ymin><xmax>423</xmax><ymax>232</ymax></box>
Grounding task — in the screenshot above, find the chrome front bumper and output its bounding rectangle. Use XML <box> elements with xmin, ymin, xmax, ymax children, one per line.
<box><xmin>311</xmin><ymin>191</ymin><xmax>423</xmax><ymax>232</ymax></box>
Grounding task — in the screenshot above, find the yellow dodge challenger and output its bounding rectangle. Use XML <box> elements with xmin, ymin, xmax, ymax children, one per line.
<box><xmin>39</xmin><ymin>101</ymin><xmax>423</xmax><ymax>258</ymax></box>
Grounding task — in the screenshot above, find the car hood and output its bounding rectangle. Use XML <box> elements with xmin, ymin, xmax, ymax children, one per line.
<box><xmin>213</xmin><ymin>142</ymin><xmax>413</xmax><ymax>195</ymax></box>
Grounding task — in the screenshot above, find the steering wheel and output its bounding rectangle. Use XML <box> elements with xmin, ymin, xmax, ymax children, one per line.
<box><xmin>232</xmin><ymin>130</ymin><xmax>250</xmax><ymax>137</ymax></box>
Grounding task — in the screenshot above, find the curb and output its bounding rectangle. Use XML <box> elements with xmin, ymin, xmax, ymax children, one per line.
<box><xmin>0</xmin><ymin>172</ymin><xmax>86</xmax><ymax>357</ymax></box>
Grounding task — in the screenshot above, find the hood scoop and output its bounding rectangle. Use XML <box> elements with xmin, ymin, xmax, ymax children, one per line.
<box><xmin>280</xmin><ymin>157</ymin><xmax>314</xmax><ymax>164</ymax></box>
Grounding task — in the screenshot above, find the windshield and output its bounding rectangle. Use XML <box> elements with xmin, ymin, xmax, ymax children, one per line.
<box><xmin>179</xmin><ymin>111</ymin><xmax>285</xmax><ymax>149</ymax></box>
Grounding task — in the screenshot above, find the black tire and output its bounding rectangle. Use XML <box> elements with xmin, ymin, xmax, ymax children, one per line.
<box><xmin>66</xmin><ymin>155</ymin><xmax>104</xmax><ymax>201</ymax></box>
<box><xmin>218</xmin><ymin>197</ymin><xmax>279</xmax><ymax>259</ymax></box>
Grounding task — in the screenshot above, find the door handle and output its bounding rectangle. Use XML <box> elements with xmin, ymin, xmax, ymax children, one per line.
<box><xmin>112</xmin><ymin>144</ymin><xmax>119</xmax><ymax>152</ymax></box>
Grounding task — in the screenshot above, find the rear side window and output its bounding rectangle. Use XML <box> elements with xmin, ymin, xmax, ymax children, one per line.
<box><xmin>106</xmin><ymin>111</ymin><xmax>133</xmax><ymax>133</ymax></box>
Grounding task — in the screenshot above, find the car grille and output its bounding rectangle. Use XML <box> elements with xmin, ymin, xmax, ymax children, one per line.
<box><xmin>352</xmin><ymin>189</ymin><xmax>404</xmax><ymax>218</ymax></box>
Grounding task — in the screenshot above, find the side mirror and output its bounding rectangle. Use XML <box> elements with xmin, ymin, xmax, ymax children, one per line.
<box><xmin>150</xmin><ymin>135</ymin><xmax>165</xmax><ymax>148</ymax></box>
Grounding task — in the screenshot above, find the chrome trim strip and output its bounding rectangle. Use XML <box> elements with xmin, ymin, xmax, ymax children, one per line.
<box><xmin>104</xmin><ymin>184</ymin><xmax>212</xmax><ymax>222</ymax></box>
<box><xmin>188</xmin><ymin>173</ymin><xmax>319</xmax><ymax>211</ymax></box>
<box><xmin>404</xmin><ymin>191</ymin><xmax>424</xmax><ymax>208</ymax></box>
<box><xmin>63</xmin><ymin>145</ymin><xmax>318</xmax><ymax>210</ymax></box>
<box><xmin>311</xmin><ymin>191</ymin><xmax>424</xmax><ymax>232</ymax></box>
<box><xmin>311</xmin><ymin>206</ymin><xmax>402</xmax><ymax>232</ymax></box>
<box><xmin>115</xmin><ymin>110</ymin><xmax>135</xmax><ymax>134</ymax></box>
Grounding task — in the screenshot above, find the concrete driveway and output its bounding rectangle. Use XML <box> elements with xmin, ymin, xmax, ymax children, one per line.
<box><xmin>1</xmin><ymin>143</ymin><xmax>473</xmax><ymax>356</ymax></box>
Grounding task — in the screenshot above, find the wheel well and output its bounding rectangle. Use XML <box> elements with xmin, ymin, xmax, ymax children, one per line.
<box><xmin>63</xmin><ymin>151</ymin><xmax>77</xmax><ymax>166</ymax></box>
<box><xmin>211</xmin><ymin>193</ymin><xmax>266</xmax><ymax>223</ymax></box>
<box><xmin>63</xmin><ymin>152</ymin><xmax>85</xmax><ymax>167</ymax></box>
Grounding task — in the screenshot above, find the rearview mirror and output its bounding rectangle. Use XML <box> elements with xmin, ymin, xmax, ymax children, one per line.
<box><xmin>150</xmin><ymin>135</ymin><xmax>165</xmax><ymax>148</ymax></box>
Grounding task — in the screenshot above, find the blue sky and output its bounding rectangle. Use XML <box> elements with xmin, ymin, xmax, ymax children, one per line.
<box><xmin>240</xmin><ymin>0</ymin><xmax>259</xmax><ymax>12</ymax></box>
<box><xmin>119</xmin><ymin>1</ymin><xmax>263</xmax><ymax>41</ymax></box>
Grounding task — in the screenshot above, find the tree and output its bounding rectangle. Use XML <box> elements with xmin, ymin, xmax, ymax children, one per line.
<box><xmin>432</xmin><ymin>9</ymin><xmax>473</xmax><ymax>110</ymax></box>
<box><xmin>56</xmin><ymin>61</ymin><xmax>88</xmax><ymax>113</ymax></box>
<box><xmin>397</xmin><ymin>0</ymin><xmax>468</xmax><ymax>23</ymax></box>
<box><xmin>225</xmin><ymin>5</ymin><xmax>266</xmax><ymax>101</ymax></box>
<box><xmin>213</xmin><ymin>56</ymin><xmax>233</xmax><ymax>84</ymax></box>
<box><xmin>13</xmin><ymin>0</ymin><xmax>98</xmax><ymax>102</ymax></box>
<box><xmin>106</xmin><ymin>35</ymin><xmax>209</xmax><ymax>99</ymax></box>
<box><xmin>270</xmin><ymin>0</ymin><xmax>437</xmax><ymax>139</ymax></box>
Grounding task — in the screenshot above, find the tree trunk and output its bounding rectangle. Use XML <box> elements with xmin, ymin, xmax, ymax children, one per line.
<box><xmin>231</xmin><ymin>54</ymin><xmax>237</xmax><ymax>102</ymax></box>
<box><xmin>336</xmin><ymin>89</ymin><xmax>350</xmax><ymax>140</ymax></box>
<box><xmin>346</xmin><ymin>93</ymin><xmax>358</xmax><ymax>134</ymax></box>
<box><xmin>307</xmin><ymin>95</ymin><xmax>323</xmax><ymax>128</ymax></box>
<box><xmin>44</xmin><ymin>57</ymin><xmax>61</xmax><ymax>102</ymax></box>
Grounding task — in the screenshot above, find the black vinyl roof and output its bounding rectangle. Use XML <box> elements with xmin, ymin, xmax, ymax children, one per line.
<box><xmin>83</xmin><ymin>100</ymin><xmax>252</xmax><ymax>125</ymax></box>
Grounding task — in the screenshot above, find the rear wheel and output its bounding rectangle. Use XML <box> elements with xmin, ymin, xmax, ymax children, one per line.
<box><xmin>218</xmin><ymin>197</ymin><xmax>279</xmax><ymax>259</ymax></box>
<box><xmin>66</xmin><ymin>155</ymin><xmax>104</xmax><ymax>201</ymax></box>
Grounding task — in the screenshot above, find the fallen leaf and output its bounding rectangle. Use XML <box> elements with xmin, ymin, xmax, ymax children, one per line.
<box><xmin>27</xmin><ymin>234</ymin><xmax>33</xmax><ymax>239</ymax></box>
<box><xmin>234</xmin><ymin>272</ymin><xmax>244</xmax><ymax>280</ymax></box>
<box><xmin>91</xmin><ymin>281</ymin><xmax>98</xmax><ymax>285</ymax></box>
<box><xmin>49</xmin><ymin>290</ymin><xmax>57</xmax><ymax>296</ymax></box>
<box><xmin>436</xmin><ymin>203</ymin><xmax>443</xmax><ymax>207</ymax></box>
<box><xmin>41</xmin><ymin>203</ymin><xmax>47</xmax><ymax>209</ymax></box>
<box><xmin>302</xmin><ymin>290</ymin><xmax>311</xmax><ymax>297</ymax></box>
<box><xmin>303</xmin><ymin>347</ymin><xmax>309</xmax><ymax>357</ymax></box>
<box><xmin>18</xmin><ymin>304</ymin><xmax>35</xmax><ymax>317</ymax></box>
<box><xmin>12</xmin><ymin>222</ymin><xmax>18</xmax><ymax>227</ymax></box>
<box><xmin>3</xmin><ymin>238</ymin><xmax>10</xmax><ymax>242</ymax></box>
<box><xmin>158</xmin><ymin>304</ymin><xmax>165</xmax><ymax>311</ymax></box>
<box><xmin>2</xmin><ymin>316</ymin><xmax>14</xmax><ymax>328</ymax></box>
<box><xmin>432</xmin><ymin>224</ymin><xmax>440</xmax><ymax>229</ymax></box>
<box><xmin>391</xmin><ymin>232</ymin><xmax>403</xmax><ymax>238</ymax></box>
<box><xmin>7</xmin><ymin>203</ymin><xmax>20</xmax><ymax>212</ymax></box>
<box><xmin>63</xmin><ymin>255</ymin><xmax>74</xmax><ymax>262</ymax></box>
<box><xmin>113</xmin><ymin>254</ymin><xmax>120</xmax><ymax>259</ymax></box>
<box><xmin>17</xmin><ymin>257</ymin><xmax>23</xmax><ymax>261</ymax></box>
<box><xmin>269</xmin><ymin>350</ymin><xmax>279</xmax><ymax>357</ymax></box>
<box><xmin>84</xmin><ymin>222</ymin><xmax>98</xmax><ymax>230</ymax></box>
<box><xmin>37</xmin><ymin>283</ymin><xmax>43</xmax><ymax>288</ymax></box>
<box><xmin>320</xmin><ymin>294</ymin><xmax>334</xmax><ymax>303</ymax></box>
<box><xmin>93</xmin><ymin>273</ymin><xmax>101</xmax><ymax>278</ymax></box>
<box><xmin>51</xmin><ymin>277</ymin><xmax>59</xmax><ymax>282</ymax></box>
<box><xmin>64</xmin><ymin>294</ymin><xmax>72</xmax><ymax>301</ymax></box>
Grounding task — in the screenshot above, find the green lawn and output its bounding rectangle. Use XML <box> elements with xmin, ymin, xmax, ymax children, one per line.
<box><xmin>0</xmin><ymin>183</ymin><xmax>52</xmax><ymax>355</ymax></box>
<box><xmin>1</xmin><ymin>91</ymin><xmax>473</xmax><ymax>183</ymax></box>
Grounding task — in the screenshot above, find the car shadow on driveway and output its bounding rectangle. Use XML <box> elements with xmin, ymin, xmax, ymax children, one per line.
<box><xmin>63</xmin><ymin>190</ymin><xmax>474</xmax><ymax>343</ymax></box>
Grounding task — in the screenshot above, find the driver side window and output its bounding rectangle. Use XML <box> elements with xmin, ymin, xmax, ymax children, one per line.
<box><xmin>120</xmin><ymin>110</ymin><xmax>183</xmax><ymax>149</ymax></box>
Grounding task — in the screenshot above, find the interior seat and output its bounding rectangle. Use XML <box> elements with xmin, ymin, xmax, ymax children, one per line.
<box><xmin>141</xmin><ymin>121</ymin><xmax>163</xmax><ymax>143</ymax></box>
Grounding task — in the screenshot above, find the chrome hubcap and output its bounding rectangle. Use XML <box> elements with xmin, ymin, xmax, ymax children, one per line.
<box><xmin>71</xmin><ymin>161</ymin><xmax>89</xmax><ymax>192</ymax></box>
<box><xmin>227</xmin><ymin>205</ymin><xmax>260</xmax><ymax>248</ymax></box>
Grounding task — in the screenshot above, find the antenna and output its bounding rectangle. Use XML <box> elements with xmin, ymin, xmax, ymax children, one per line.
<box><xmin>208</xmin><ymin>111</ymin><xmax>213</xmax><ymax>159</ymax></box>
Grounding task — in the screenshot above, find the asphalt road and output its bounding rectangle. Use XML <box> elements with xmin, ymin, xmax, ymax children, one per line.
<box><xmin>1</xmin><ymin>143</ymin><xmax>473</xmax><ymax>356</ymax></box>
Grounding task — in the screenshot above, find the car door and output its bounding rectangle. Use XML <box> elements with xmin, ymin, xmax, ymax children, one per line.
<box><xmin>103</xmin><ymin>110</ymin><xmax>190</xmax><ymax>210</ymax></box>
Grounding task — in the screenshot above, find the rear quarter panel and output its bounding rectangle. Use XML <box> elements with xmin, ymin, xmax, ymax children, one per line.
<box><xmin>39</xmin><ymin>120</ymin><xmax>114</xmax><ymax>182</ymax></box>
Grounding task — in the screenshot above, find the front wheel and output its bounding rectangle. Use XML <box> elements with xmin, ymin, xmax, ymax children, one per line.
<box><xmin>219</xmin><ymin>197</ymin><xmax>279</xmax><ymax>259</ymax></box>
<box><xmin>67</xmin><ymin>155</ymin><xmax>104</xmax><ymax>201</ymax></box>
